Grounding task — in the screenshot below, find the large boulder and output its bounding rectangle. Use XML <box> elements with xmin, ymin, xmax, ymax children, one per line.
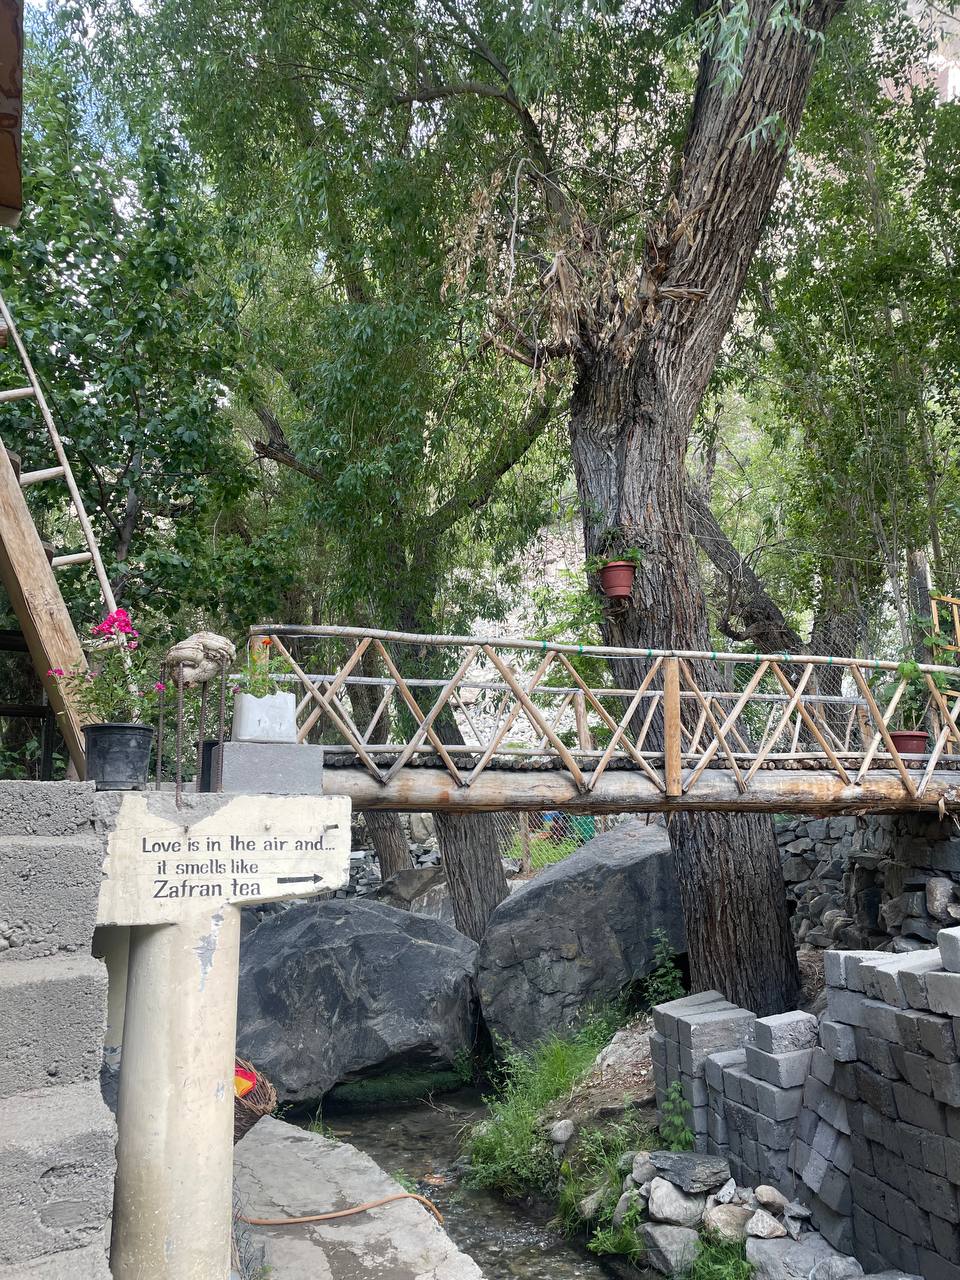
<box><xmin>237</xmin><ymin>899</ymin><xmax>479</xmax><ymax>1102</ymax></box>
<box><xmin>477</xmin><ymin>820</ymin><xmax>685</xmax><ymax>1048</ymax></box>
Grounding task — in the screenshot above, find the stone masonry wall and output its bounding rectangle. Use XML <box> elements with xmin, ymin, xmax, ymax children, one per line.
<box><xmin>0</xmin><ymin>782</ymin><xmax>115</xmax><ymax>1278</ymax></box>
<box><xmin>778</xmin><ymin>815</ymin><xmax>960</xmax><ymax>952</ymax></box>
<box><xmin>653</xmin><ymin>929</ymin><xmax>960</xmax><ymax>1280</ymax></box>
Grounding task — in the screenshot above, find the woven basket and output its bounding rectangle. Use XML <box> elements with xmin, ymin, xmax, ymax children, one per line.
<box><xmin>234</xmin><ymin>1058</ymin><xmax>277</xmax><ymax>1145</ymax></box>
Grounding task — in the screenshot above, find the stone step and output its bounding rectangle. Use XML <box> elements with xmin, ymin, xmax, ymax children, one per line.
<box><xmin>0</xmin><ymin>1081</ymin><xmax>115</xmax><ymax>1267</ymax></box>
<box><xmin>0</xmin><ymin>834</ymin><xmax>104</xmax><ymax>960</ymax></box>
<box><xmin>0</xmin><ymin>1237</ymin><xmax>111</xmax><ymax>1278</ymax></box>
<box><xmin>0</xmin><ymin>954</ymin><xmax>106</xmax><ymax>1099</ymax></box>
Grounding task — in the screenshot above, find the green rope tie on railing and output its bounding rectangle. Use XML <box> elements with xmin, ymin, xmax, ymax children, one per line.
<box><xmin>578</xmin><ymin>644</ymin><xmax>584</xmax><ymax>655</ymax></box>
<box><xmin>781</xmin><ymin>654</ymin><xmax>791</xmax><ymax>663</ymax></box>
<box><xmin>647</xmin><ymin>649</ymin><xmax>653</xmax><ymax>658</ymax></box>
<box><xmin>541</xmin><ymin>641</ymin><xmax>547</xmax><ymax>652</ymax></box>
<box><xmin>753</xmin><ymin>653</ymin><xmax>761</xmax><ymax>662</ymax></box>
<box><xmin>710</xmin><ymin>651</ymin><xmax>716</xmax><ymax>660</ymax></box>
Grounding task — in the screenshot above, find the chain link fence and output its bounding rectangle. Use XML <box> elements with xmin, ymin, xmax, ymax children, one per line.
<box><xmin>486</xmin><ymin>809</ymin><xmax>642</xmax><ymax>873</ymax></box>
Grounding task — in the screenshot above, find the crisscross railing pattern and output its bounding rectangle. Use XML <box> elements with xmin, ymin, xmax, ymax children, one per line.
<box><xmin>250</xmin><ymin>625</ymin><xmax>960</xmax><ymax>806</ymax></box>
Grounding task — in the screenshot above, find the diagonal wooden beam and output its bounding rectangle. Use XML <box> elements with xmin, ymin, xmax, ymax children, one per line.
<box><xmin>679</xmin><ymin>659</ymin><xmax>746</xmax><ymax>793</ymax></box>
<box><xmin>770</xmin><ymin>661</ymin><xmax>852</xmax><ymax>785</ymax></box>
<box><xmin>849</xmin><ymin>665</ymin><xmax>916</xmax><ymax>798</ymax></box>
<box><xmin>373</xmin><ymin>639</ymin><xmax>464</xmax><ymax>785</ymax></box>
<box><xmin>463</xmin><ymin>651</ymin><xmax>555</xmax><ymax>785</ymax></box>
<box><xmin>384</xmin><ymin>645</ymin><xmax>480</xmax><ymax>781</ymax></box>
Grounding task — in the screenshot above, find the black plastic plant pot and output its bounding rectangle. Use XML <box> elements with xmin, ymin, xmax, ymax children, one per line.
<box><xmin>83</xmin><ymin>723</ymin><xmax>154</xmax><ymax>791</ymax></box>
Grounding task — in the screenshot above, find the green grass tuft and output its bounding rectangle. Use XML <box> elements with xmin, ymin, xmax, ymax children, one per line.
<box><xmin>465</xmin><ymin>1005</ymin><xmax>623</xmax><ymax>1197</ymax></box>
<box><xmin>686</xmin><ymin>1235</ymin><xmax>753</xmax><ymax>1280</ymax></box>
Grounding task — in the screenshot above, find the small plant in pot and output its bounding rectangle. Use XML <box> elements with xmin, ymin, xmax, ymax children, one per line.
<box><xmin>231</xmin><ymin>639</ymin><xmax>297</xmax><ymax>743</ymax></box>
<box><xmin>873</xmin><ymin>659</ymin><xmax>933</xmax><ymax>755</ymax></box>
<box><xmin>49</xmin><ymin>608</ymin><xmax>163</xmax><ymax>789</ymax></box>
<box><xmin>588</xmin><ymin>547</ymin><xmax>643</xmax><ymax>599</ymax></box>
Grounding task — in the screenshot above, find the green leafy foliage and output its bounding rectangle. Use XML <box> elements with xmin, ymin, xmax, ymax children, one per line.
<box><xmin>643</xmin><ymin>930</ymin><xmax>687</xmax><ymax>1008</ymax></box>
<box><xmin>686</xmin><ymin>1236</ymin><xmax>753</xmax><ymax>1280</ymax></box>
<box><xmin>659</xmin><ymin>1080</ymin><xmax>695</xmax><ymax>1152</ymax></box>
<box><xmin>558</xmin><ymin>1119</ymin><xmax>654</xmax><ymax>1265</ymax></box>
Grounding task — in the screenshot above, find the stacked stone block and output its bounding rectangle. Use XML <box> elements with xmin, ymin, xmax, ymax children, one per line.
<box><xmin>650</xmin><ymin>991</ymin><xmax>756</xmax><ymax>1153</ymax></box>
<box><xmin>701</xmin><ymin>1011</ymin><xmax>817</xmax><ymax>1195</ymax></box>
<box><xmin>0</xmin><ymin>782</ymin><xmax>115</xmax><ymax>1279</ymax></box>
<box><xmin>778</xmin><ymin>814</ymin><xmax>960</xmax><ymax>952</ymax></box>
<box><xmin>822</xmin><ymin>934</ymin><xmax>960</xmax><ymax>1279</ymax></box>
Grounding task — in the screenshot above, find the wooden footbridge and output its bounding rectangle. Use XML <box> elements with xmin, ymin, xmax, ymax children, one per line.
<box><xmin>251</xmin><ymin>625</ymin><xmax>960</xmax><ymax>816</ymax></box>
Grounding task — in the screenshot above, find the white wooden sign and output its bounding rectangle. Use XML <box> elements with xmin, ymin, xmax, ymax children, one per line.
<box><xmin>97</xmin><ymin>791</ymin><xmax>351</xmax><ymax>926</ymax></box>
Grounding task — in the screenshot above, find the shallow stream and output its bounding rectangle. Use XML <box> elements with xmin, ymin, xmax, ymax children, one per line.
<box><xmin>324</xmin><ymin>1088</ymin><xmax>618</xmax><ymax>1280</ymax></box>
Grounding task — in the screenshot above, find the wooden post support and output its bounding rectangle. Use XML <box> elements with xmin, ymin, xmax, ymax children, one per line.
<box><xmin>663</xmin><ymin>657</ymin><xmax>682</xmax><ymax>797</ymax></box>
<box><xmin>519</xmin><ymin>811</ymin><xmax>531</xmax><ymax>874</ymax></box>
<box><xmin>574</xmin><ymin>691</ymin><xmax>591</xmax><ymax>751</ymax></box>
<box><xmin>0</xmin><ymin>439</ymin><xmax>87</xmax><ymax>772</ymax></box>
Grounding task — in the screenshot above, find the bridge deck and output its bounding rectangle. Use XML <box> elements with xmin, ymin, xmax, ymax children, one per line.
<box><xmin>249</xmin><ymin>625</ymin><xmax>960</xmax><ymax>815</ymax></box>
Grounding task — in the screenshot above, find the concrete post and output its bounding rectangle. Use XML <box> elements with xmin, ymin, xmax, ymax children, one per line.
<box><xmin>92</xmin><ymin>924</ymin><xmax>130</xmax><ymax>1071</ymax></box>
<box><xmin>110</xmin><ymin>905</ymin><xmax>240</xmax><ymax>1280</ymax></box>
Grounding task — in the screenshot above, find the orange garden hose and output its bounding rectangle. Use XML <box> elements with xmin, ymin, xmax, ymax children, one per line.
<box><xmin>240</xmin><ymin>1192</ymin><xmax>444</xmax><ymax>1228</ymax></box>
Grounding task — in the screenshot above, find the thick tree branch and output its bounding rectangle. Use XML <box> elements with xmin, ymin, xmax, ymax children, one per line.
<box><xmin>423</xmin><ymin>390</ymin><xmax>558</xmax><ymax>540</ymax></box>
<box><xmin>685</xmin><ymin>484</ymin><xmax>804</xmax><ymax>652</ymax></box>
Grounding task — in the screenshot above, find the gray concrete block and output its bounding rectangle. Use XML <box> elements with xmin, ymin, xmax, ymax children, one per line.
<box><xmin>809</xmin><ymin>1048</ymin><xmax>836</xmax><ymax>1086</ymax></box>
<box><xmin>745</xmin><ymin>1044</ymin><xmax>813</xmax><ymax>1088</ymax></box>
<box><xmin>825</xmin><ymin>949</ymin><xmax>878</xmax><ymax>991</ymax></box>
<box><xmin>862</xmin><ymin>999</ymin><xmax>903</xmax><ymax>1042</ymax></box>
<box><xmin>740</xmin><ymin>1135</ymin><xmax>759</xmax><ymax>1172</ymax></box>
<box><xmin>665</xmin><ymin>1035</ymin><xmax>680</xmax><ymax>1071</ymax></box>
<box><xmin>851</xmin><ymin>1169</ymin><xmax>888</xmax><ymax>1221</ymax></box>
<box><xmin>927</xmin><ymin>970</ymin><xmax>960</xmax><ymax>1017</ymax></box>
<box><xmin>724</xmin><ymin>1101</ymin><xmax>759</xmax><ymax>1141</ymax></box>
<box><xmin>707</xmin><ymin>1107</ymin><xmax>728</xmax><ymax>1146</ymax></box>
<box><xmin>834</xmin><ymin>1133</ymin><xmax>853</xmax><ymax>1174</ymax></box>
<box><xmin>0</xmin><ymin>836</ymin><xmax>104</xmax><ymax>961</ymax></box>
<box><xmin>907</xmin><ymin>1166</ymin><xmax>960</xmax><ymax>1224</ymax></box>
<box><xmin>827</xmin><ymin>986</ymin><xmax>870</xmax><ymax>1027</ymax></box>
<box><xmin>941</xmin><ymin>928</ymin><xmax>960</xmax><ymax>974</ymax></box>
<box><xmin>931</xmin><ymin>1215</ymin><xmax>960</xmax><ymax>1265</ymax></box>
<box><xmin>801</xmin><ymin>1146</ymin><xmax>830</xmax><ymax>1194</ymax></box>
<box><xmin>0</xmin><ymin>1082</ymin><xmax>115</xmax><ymax>1266</ymax></box>
<box><xmin>0</xmin><ymin>955</ymin><xmax>106</xmax><ymax>1099</ymax></box>
<box><xmin>796</xmin><ymin>1105</ymin><xmax>817</xmax><ymax>1146</ymax></box>
<box><xmin>821</xmin><ymin>1019</ymin><xmax>858</xmax><ymax>1062</ymax></box>
<box><xmin>757</xmin><ymin>1145</ymin><xmax>790</xmax><ymax>1188</ymax></box>
<box><xmin>855</xmin><ymin>1029</ymin><xmax>900</xmax><ymax>1079</ymax></box>
<box><xmin>851</xmin><ymin>1134</ymin><xmax>874</xmax><ymax>1175</ymax></box>
<box><xmin>925</xmin><ymin>1132</ymin><xmax>948</xmax><ymax>1178</ymax></box>
<box><xmin>855</xmin><ymin>1064</ymin><xmax>898</xmax><ymax>1119</ymax></box>
<box><xmin>918</xmin><ymin>1248</ymin><xmax>960</xmax><ymax>1280</ymax></box>
<box><xmin>853</xmin><ymin>1204</ymin><xmax>879</xmax><ymax>1254</ymax></box>
<box><xmin>726</xmin><ymin>1065</ymin><xmax>759</xmax><ymax>1111</ymax></box>
<box><xmin>811</xmin><ymin>1118</ymin><xmax>840</xmax><ymax>1161</ymax></box>
<box><xmin>889</xmin><ymin>1046</ymin><xmax>930</xmax><ymax>1094</ymax></box>
<box><xmin>754</xmin><ymin>1011</ymin><xmax>819</xmax><ymax>1054</ymax></box>
<box><xmin>945</xmin><ymin>1137</ymin><xmax>960</xmax><ymax>1186</ymax></box>
<box><xmin>754</xmin><ymin>1079</ymin><xmax>803</xmax><ymax>1122</ymax></box>
<box><xmin>214</xmin><ymin>741</ymin><xmax>325</xmax><ymax>795</ymax></box>
<box><xmin>804</xmin><ymin>1076</ymin><xmax>852</xmax><ymax>1132</ymax></box>
<box><xmin>0</xmin><ymin>1239</ymin><xmax>112</xmax><ymax>1278</ymax></box>
<box><xmin>819</xmin><ymin>1164</ymin><xmax>852</xmax><ymax>1215</ymax></box>
<box><xmin>682</xmin><ymin>1074</ymin><xmax>709</xmax><ymax>1109</ymax></box>
<box><xmin>930</xmin><ymin>1060</ymin><xmax>960</xmax><ymax>1109</ymax></box>
<box><xmin>652</xmin><ymin>990</ymin><xmax>730</xmax><ymax>1039</ymax></box>
<box><xmin>650</xmin><ymin>1031</ymin><xmax>667</xmax><ymax>1068</ymax></box>
<box><xmin>756</xmin><ymin>1113</ymin><xmax>793</xmax><ymax>1150</ymax></box>
<box><xmin>903</xmin><ymin>958</ymin><xmax>940</xmax><ymax>1011</ymax></box>
<box><xmin>676</xmin><ymin>1006</ymin><xmax>756</xmax><ymax>1052</ymax></box>
<box><xmin>893</xmin><ymin>1079</ymin><xmax>946</xmax><ymax>1133</ymax></box>
<box><xmin>0</xmin><ymin>781</ymin><xmax>93</xmax><ymax>838</ymax></box>
<box><xmin>705</xmin><ymin>1048</ymin><xmax>745</xmax><ymax>1093</ymax></box>
<box><xmin>833</xmin><ymin>1061</ymin><xmax>860</xmax><ymax>1100</ymax></box>
<box><xmin>815</xmin><ymin>1201</ymin><xmax>855</xmax><ymax>1254</ymax></box>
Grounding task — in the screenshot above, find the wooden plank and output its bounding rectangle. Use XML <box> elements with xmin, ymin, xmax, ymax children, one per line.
<box><xmin>0</xmin><ymin>442</ymin><xmax>86</xmax><ymax>772</ymax></box>
<box><xmin>0</xmin><ymin>0</ymin><xmax>21</xmax><ymax>227</ymax></box>
<box><xmin>319</xmin><ymin>764</ymin><xmax>960</xmax><ymax>815</ymax></box>
<box><xmin>662</xmin><ymin>657</ymin><xmax>682</xmax><ymax>797</ymax></box>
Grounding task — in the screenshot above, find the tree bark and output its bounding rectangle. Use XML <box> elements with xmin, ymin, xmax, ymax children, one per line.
<box><xmin>362</xmin><ymin>809</ymin><xmax>414</xmax><ymax>884</ymax></box>
<box><xmin>569</xmin><ymin>355</ymin><xmax>800</xmax><ymax>1014</ymax></box>
<box><xmin>435</xmin><ymin>811</ymin><xmax>509</xmax><ymax>941</ymax></box>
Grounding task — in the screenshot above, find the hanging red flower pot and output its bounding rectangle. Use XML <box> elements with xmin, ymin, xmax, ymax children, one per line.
<box><xmin>598</xmin><ymin>560</ymin><xmax>636</xmax><ymax>598</ymax></box>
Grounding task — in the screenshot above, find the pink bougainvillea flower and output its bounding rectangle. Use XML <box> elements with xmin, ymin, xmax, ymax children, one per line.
<box><xmin>46</xmin><ymin>667</ymin><xmax>64</xmax><ymax>677</ymax></box>
<box><xmin>154</xmin><ymin>682</ymin><xmax>166</xmax><ymax>692</ymax></box>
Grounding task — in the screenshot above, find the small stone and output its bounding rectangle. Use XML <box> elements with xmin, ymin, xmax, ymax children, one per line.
<box><xmin>703</xmin><ymin>1204</ymin><xmax>753</xmax><ymax>1241</ymax></box>
<box><xmin>746</xmin><ymin>1209</ymin><xmax>788</xmax><ymax>1239</ymax></box>
<box><xmin>639</xmin><ymin>1181</ymin><xmax>652</xmax><ymax>1198</ymax></box>
<box><xmin>548</xmin><ymin>1119</ymin><xmax>575</xmax><ymax>1145</ymax></box>
<box><xmin>784</xmin><ymin>1200</ymin><xmax>812</xmax><ymax>1220</ymax></box>
<box><xmin>647</xmin><ymin>1176</ymin><xmax>707</xmax><ymax>1228</ymax></box>
<box><xmin>755</xmin><ymin>1185</ymin><xmax>789</xmax><ymax>1212</ymax></box>
<box><xmin>715</xmin><ymin>1177</ymin><xmax>738</xmax><ymax>1204</ymax></box>
<box><xmin>783</xmin><ymin>1216</ymin><xmax>803</xmax><ymax>1241</ymax></box>
<box><xmin>577</xmin><ymin>1188</ymin><xmax>605</xmax><ymax>1221</ymax></box>
<box><xmin>649</xmin><ymin>1149</ymin><xmax>731</xmax><ymax>1193</ymax></box>
<box><xmin>747</xmin><ymin>1236</ymin><xmax>852</xmax><ymax>1280</ymax></box>
<box><xmin>612</xmin><ymin>1189</ymin><xmax>640</xmax><ymax>1229</ymax></box>
<box><xmin>808</xmin><ymin>1259</ymin><xmax>863</xmax><ymax>1280</ymax></box>
<box><xmin>642</xmin><ymin>1224</ymin><xmax>700</xmax><ymax>1275</ymax></box>
<box><xmin>633</xmin><ymin>1151</ymin><xmax>658</xmax><ymax>1184</ymax></box>
<box><xmin>617</xmin><ymin>1150</ymin><xmax>637</xmax><ymax>1175</ymax></box>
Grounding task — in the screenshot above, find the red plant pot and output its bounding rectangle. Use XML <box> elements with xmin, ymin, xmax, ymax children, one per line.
<box><xmin>598</xmin><ymin>561</ymin><xmax>636</xmax><ymax>598</ymax></box>
<box><xmin>889</xmin><ymin>730</ymin><xmax>929</xmax><ymax>755</ymax></box>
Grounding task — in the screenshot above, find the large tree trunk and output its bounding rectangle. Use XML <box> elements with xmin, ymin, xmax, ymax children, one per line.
<box><xmin>435</xmin><ymin>811</ymin><xmax>509</xmax><ymax>941</ymax></box>
<box><xmin>363</xmin><ymin>809</ymin><xmax>414</xmax><ymax>883</ymax></box>
<box><xmin>569</xmin><ymin>355</ymin><xmax>799</xmax><ymax>1014</ymax></box>
<box><xmin>565</xmin><ymin>0</ymin><xmax>844</xmax><ymax>1014</ymax></box>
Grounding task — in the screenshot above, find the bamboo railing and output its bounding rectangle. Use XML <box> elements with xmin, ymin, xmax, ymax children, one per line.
<box><xmin>248</xmin><ymin>625</ymin><xmax>960</xmax><ymax>806</ymax></box>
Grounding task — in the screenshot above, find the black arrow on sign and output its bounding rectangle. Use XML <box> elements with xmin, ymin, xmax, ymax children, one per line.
<box><xmin>277</xmin><ymin>874</ymin><xmax>324</xmax><ymax>885</ymax></box>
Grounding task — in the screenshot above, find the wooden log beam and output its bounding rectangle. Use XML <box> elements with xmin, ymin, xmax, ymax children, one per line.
<box><xmin>321</xmin><ymin>765</ymin><xmax>960</xmax><ymax>815</ymax></box>
<box><xmin>0</xmin><ymin>441</ymin><xmax>86</xmax><ymax>772</ymax></box>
